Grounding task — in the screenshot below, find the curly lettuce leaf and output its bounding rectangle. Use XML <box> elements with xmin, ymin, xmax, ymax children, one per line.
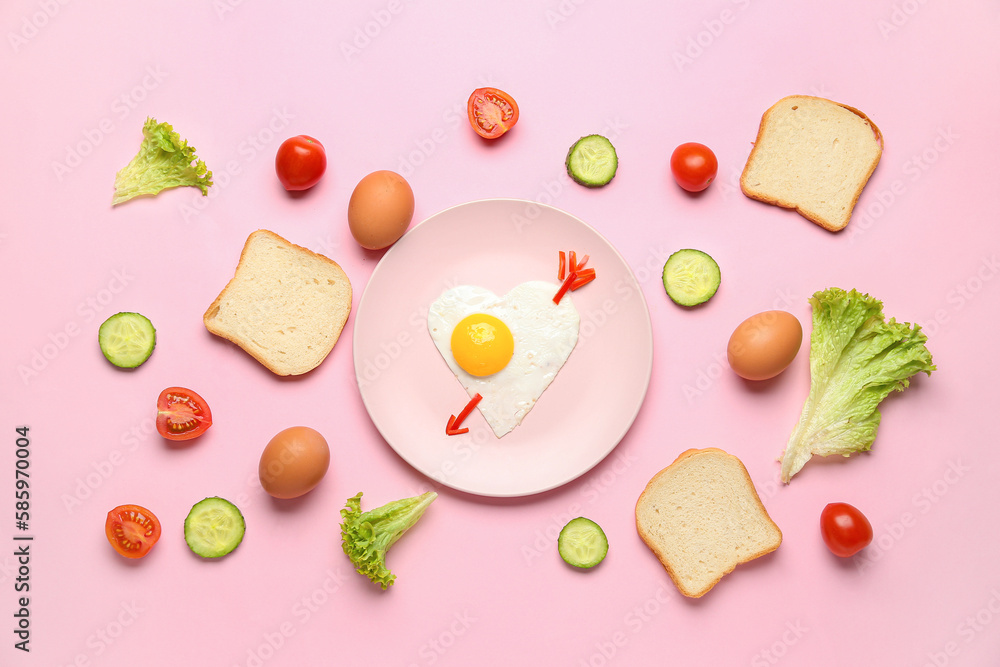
<box><xmin>340</xmin><ymin>491</ymin><xmax>437</xmax><ymax>589</ymax></box>
<box><xmin>112</xmin><ymin>117</ymin><xmax>213</xmax><ymax>205</ymax></box>
<box><xmin>780</xmin><ymin>288</ymin><xmax>935</xmax><ymax>483</ymax></box>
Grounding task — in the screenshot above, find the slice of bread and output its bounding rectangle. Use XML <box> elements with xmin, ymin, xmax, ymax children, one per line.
<box><xmin>635</xmin><ymin>448</ymin><xmax>782</xmax><ymax>598</ymax></box>
<box><xmin>203</xmin><ymin>229</ymin><xmax>352</xmax><ymax>376</ymax></box>
<box><xmin>740</xmin><ymin>95</ymin><xmax>883</xmax><ymax>232</ymax></box>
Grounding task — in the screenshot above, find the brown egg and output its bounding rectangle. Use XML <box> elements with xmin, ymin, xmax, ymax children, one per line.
<box><xmin>727</xmin><ymin>310</ymin><xmax>803</xmax><ymax>381</ymax></box>
<box><xmin>258</xmin><ymin>426</ymin><xmax>330</xmax><ymax>499</ymax></box>
<box><xmin>347</xmin><ymin>170</ymin><xmax>415</xmax><ymax>250</ymax></box>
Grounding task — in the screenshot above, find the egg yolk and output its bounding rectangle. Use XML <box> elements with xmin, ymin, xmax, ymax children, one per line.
<box><xmin>450</xmin><ymin>314</ymin><xmax>514</xmax><ymax>377</ymax></box>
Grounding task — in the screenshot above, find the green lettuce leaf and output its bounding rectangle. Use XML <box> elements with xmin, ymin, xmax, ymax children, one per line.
<box><xmin>780</xmin><ymin>288</ymin><xmax>935</xmax><ymax>483</ymax></box>
<box><xmin>340</xmin><ymin>491</ymin><xmax>437</xmax><ymax>589</ymax></box>
<box><xmin>112</xmin><ymin>117</ymin><xmax>213</xmax><ymax>205</ymax></box>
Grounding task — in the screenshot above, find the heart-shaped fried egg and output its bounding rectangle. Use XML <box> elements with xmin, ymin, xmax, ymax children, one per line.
<box><xmin>428</xmin><ymin>282</ymin><xmax>580</xmax><ymax>437</ymax></box>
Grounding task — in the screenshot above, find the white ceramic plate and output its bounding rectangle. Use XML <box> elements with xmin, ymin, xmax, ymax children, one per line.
<box><xmin>353</xmin><ymin>199</ymin><xmax>653</xmax><ymax>497</ymax></box>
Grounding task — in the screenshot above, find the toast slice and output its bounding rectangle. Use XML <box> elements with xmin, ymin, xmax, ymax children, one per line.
<box><xmin>204</xmin><ymin>229</ymin><xmax>352</xmax><ymax>376</ymax></box>
<box><xmin>740</xmin><ymin>95</ymin><xmax>883</xmax><ymax>232</ymax></box>
<box><xmin>635</xmin><ymin>448</ymin><xmax>781</xmax><ymax>598</ymax></box>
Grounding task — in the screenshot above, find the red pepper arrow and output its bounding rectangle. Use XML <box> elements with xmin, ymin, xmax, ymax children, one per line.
<box><xmin>446</xmin><ymin>393</ymin><xmax>482</xmax><ymax>436</ymax></box>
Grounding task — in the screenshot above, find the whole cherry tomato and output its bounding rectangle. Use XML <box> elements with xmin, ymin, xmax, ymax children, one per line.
<box><xmin>670</xmin><ymin>142</ymin><xmax>718</xmax><ymax>192</ymax></box>
<box><xmin>820</xmin><ymin>502</ymin><xmax>873</xmax><ymax>557</ymax></box>
<box><xmin>275</xmin><ymin>135</ymin><xmax>327</xmax><ymax>191</ymax></box>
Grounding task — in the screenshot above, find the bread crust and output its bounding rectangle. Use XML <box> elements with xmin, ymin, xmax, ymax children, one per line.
<box><xmin>740</xmin><ymin>95</ymin><xmax>883</xmax><ymax>232</ymax></box>
<box><xmin>635</xmin><ymin>448</ymin><xmax>782</xmax><ymax>598</ymax></box>
<box><xmin>203</xmin><ymin>229</ymin><xmax>353</xmax><ymax>376</ymax></box>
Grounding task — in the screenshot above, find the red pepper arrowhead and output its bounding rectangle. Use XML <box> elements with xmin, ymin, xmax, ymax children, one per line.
<box><xmin>445</xmin><ymin>394</ymin><xmax>482</xmax><ymax>435</ymax></box>
<box><xmin>446</xmin><ymin>414</ymin><xmax>468</xmax><ymax>436</ymax></box>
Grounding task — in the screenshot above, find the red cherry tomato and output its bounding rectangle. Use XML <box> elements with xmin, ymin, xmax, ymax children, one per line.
<box><xmin>105</xmin><ymin>504</ymin><xmax>161</xmax><ymax>559</ymax></box>
<box><xmin>275</xmin><ymin>135</ymin><xmax>327</xmax><ymax>191</ymax></box>
<box><xmin>820</xmin><ymin>502</ymin><xmax>873</xmax><ymax>557</ymax></box>
<box><xmin>670</xmin><ymin>142</ymin><xmax>718</xmax><ymax>192</ymax></box>
<box><xmin>467</xmin><ymin>87</ymin><xmax>519</xmax><ymax>139</ymax></box>
<box><xmin>156</xmin><ymin>387</ymin><xmax>212</xmax><ymax>441</ymax></box>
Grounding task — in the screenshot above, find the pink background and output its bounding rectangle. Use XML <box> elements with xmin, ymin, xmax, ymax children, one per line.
<box><xmin>2</xmin><ymin>1</ymin><xmax>999</xmax><ymax>665</ymax></box>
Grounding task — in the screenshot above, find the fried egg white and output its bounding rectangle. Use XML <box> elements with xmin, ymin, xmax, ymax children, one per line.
<box><xmin>428</xmin><ymin>282</ymin><xmax>580</xmax><ymax>437</ymax></box>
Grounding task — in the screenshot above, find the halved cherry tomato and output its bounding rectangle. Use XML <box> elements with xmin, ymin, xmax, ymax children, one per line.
<box><xmin>105</xmin><ymin>504</ymin><xmax>161</xmax><ymax>559</ymax></box>
<box><xmin>156</xmin><ymin>387</ymin><xmax>212</xmax><ymax>441</ymax></box>
<box><xmin>467</xmin><ymin>87</ymin><xmax>519</xmax><ymax>139</ymax></box>
<box><xmin>670</xmin><ymin>142</ymin><xmax>718</xmax><ymax>192</ymax></box>
<box><xmin>820</xmin><ymin>502</ymin><xmax>873</xmax><ymax>557</ymax></box>
<box><xmin>275</xmin><ymin>135</ymin><xmax>327</xmax><ymax>191</ymax></box>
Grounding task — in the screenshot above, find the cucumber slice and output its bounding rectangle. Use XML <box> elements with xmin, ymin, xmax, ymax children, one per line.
<box><xmin>184</xmin><ymin>497</ymin><xmax>245</xmax><ymax>559</ymax></box>
<box><xmin>558</xmin><ymin>517</ymin><xmax>608</xmax><ymax>569</ymax></box>
<box><xmin>566</xmin><ymin>134</ymin><xmax>618</xmax><ymax>187</ymax></box>
<box><xmin>98</xmin><ymin>312</ymin><xmax>156</xmax><ymax>368</ymax></box>
<box><xmin>662</xmin><ymin>249</ymin><xmax>721</xmax><ymax>306</ymax></box>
